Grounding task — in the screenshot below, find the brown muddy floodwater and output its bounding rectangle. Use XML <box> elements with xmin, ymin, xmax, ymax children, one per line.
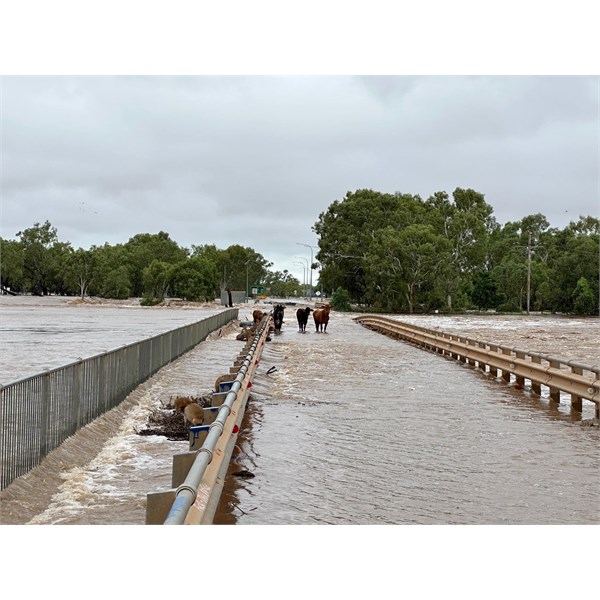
<box><xmin>1</xmin><ymin>302</ymin><xmax>599</xmax><ymax>525</ymax></box>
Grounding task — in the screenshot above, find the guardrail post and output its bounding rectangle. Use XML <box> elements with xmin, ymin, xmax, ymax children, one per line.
<box><xmin>458</xmin><ymin>338</ymin><xmax>467</xmax><ymax>363</ymax></box>
<box><xmin>570</xmin><ymin>366</ymin><xmax>583</xmax><ymax>412</ymax></box>
<box><xmin>531</xmin><ymin>356</ymin><xmax>542</xmax><ymax>395</ymax></box>
<box><xmin>502</xmin><ymin>348</ymin><xmax>512</xmax><ymax>383</ymax></box>
<box><xmin>477</xmin><ymin>341</ymin><xmax>487</xmax><ymax>372</ymax></box>
<box><xmin>488</xmin><ymin>344</ymin><xmax>498</xmax><ymax>377</ymax></box>
<box><xmin>516</xmin><ymin>351</ymin><xmax>526</xmax><ymax>387</ymax></box>
<box><xmin>548</xmin><ymin>359</ymin><xmax>561</xmax><ymax>403</ymax></box>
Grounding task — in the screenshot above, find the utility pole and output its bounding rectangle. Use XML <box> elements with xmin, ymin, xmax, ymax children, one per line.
<box><xmin>527</xmin><ymin>230</ymin><xmax>532</xmax><ymax>315</ymax></box>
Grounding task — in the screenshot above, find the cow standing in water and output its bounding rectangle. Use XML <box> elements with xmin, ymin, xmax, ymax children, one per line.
<box><xmin>273</xmin><ymin>304</ymin><xmax>285</xmax><ymax>334</ymax></box>
<box><xmin>313</xmin><ymin>303</ymin><xmax>331</xmax><ymax>333</ymax></box>
<box><xmin>296</xmin><ymin>306</ymin><xmax>312</xmax><ymax>333</ymax></box>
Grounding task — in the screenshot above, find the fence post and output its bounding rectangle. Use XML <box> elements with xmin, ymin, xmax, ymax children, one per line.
<box><xmin>40</xmin><ymin>372</ymin><xmax>50</xmax><ymax>460</ymax></box>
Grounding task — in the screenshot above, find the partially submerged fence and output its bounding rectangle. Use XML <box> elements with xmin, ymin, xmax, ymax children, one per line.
<box><xmin>146</xmin><ymin>313</ymin><xmax>271</xmax><ymax>525</ymax></box>
<box><xmin>0</xmin><ymin>308</ymin><xmax>239</xmax><ymax>490</ymax></box>
<box><xmin>354</xmin><ymin>315</ymin><xmax>600</xmax><ymax>419</ymax></box>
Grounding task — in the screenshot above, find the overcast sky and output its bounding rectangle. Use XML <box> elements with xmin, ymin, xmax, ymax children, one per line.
<box><xmin>1</xmin><ymin>74</ymin><xmax>598</xmax><ymax>284</ymax></box>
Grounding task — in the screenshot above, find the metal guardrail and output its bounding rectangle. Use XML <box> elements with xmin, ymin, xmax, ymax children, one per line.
<box><xmin>354</xmin><ymin>315</ymin><xmax>600</xmax><ymax>419</ymax></box>
<box><xmin>0</xmin><ymin>308</ymin><xmax>239</xmax><ymax>490</ymax></box>
<box><xmin>146</xmin><ymin>313</ymin><xmax>271</xmax><ymax>525</ymax></box>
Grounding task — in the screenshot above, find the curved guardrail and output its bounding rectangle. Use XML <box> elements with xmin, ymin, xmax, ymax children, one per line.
<box><xmin>354</xmin><ymin>315</ymin><xmax>600</xmax><ymax>419</ymax></box>
<box><xmin>146</xmin><ymin>313</ymin><xmax>272</xmax><ymax>525</ymax></box>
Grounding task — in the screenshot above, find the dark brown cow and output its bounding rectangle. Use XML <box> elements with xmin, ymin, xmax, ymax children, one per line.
<box><xmin>296</xmin><ymin>306</ymin><xmax>312</xmax><ymax>333</ymax></box>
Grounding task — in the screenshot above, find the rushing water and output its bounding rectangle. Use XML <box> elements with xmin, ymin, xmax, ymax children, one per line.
<box><xmin>0</xmin><ymin>297</ymin><xmax>598</xmax><ymax>526</ymax></box>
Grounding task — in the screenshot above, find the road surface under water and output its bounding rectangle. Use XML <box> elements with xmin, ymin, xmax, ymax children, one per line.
<box><xmin>0</xmin><ymin>298</ymin><xmax>598</xmax><ymax>525</ymax></box>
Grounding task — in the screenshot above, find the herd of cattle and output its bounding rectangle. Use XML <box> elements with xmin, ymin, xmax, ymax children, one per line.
<box><xmin>235</xmin><ymin>302</ymin><xmax>331</xmax><ymax>340</ymax></box>
<box><xmin>270</xmin><ymin>302</ymin><xmax>331</xmax><ymax>334</ymax></box>
<box><xmin>174</xmin><ymin>302</ymin><xmax>333</xmax><ymax>428</ymax></box>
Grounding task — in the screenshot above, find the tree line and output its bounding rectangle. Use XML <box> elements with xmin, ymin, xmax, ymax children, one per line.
<box><xmin>0</xmin><ymin>221</ymin><xmax>303</xmax><ymax>304</ymax></box>
<box><xmin>2</xmin><ymin>189</ymin><xmax>598</xmax><ymax>315</ymax></box>
<box><xmin>314</xmin><ymin>188</ymin><xmax>599</xmax><ymax>315</ymax></box>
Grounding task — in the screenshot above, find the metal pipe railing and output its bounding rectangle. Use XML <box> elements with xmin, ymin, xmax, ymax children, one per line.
<box><xmin>163</xmin><ymin>316</ymin><xmax>270</xmax><ymax>525</ymax></box>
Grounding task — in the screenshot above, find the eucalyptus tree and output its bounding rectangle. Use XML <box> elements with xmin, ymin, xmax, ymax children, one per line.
<box><xmin>16</xmin><ymin>220</ymin><xmax>60</xmax><ymax>295</ymax></box>
<box><xmin>63</xmin><ymin>247</ymin><xmax>96</xmax><ymax>299</ymax></box>
<box><xmin>169</xmin><ymin>256</ymin><xmax>219</xmax><ymax>301</ymax></box>
<box><xmin>0</xmin><ymin>237</ymin><xmax>25</xmax><ymax>293</ymax></box>
<box><xmin>192</xmin><ymin>243</ymin><xmax>271</xmax><ymax>294</ymax></box>
<box><xmin>313</xmin><ymin>189</ymin><xmax>426</xmax><ymax>303</ymax></box>
<box><xmin>262</xmin><ymin>269</ymin><xmax>302</xmax><ymax>298</ymax></box>
<box><xmin>124</xmin><ymin>232</ymin><xmax>189</xmax><ymax>297</ymax></box>
<box><xmin>425</xmin><ymin>188</ymin><xmax>497</xmax><ymax>309</ymax></box>
<box><xmin>365</xmin><ymin>224</ymin><xmax>452</xmax><ymax>313</ymax></box>
<box><xmin>141</xmin><ymin>259</ymin><xmax>171</xmax><ymax>304</ymax></box>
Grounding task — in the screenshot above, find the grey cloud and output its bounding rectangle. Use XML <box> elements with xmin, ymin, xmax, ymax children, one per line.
<box><xmin>1</xmin><ymin>75</ymin><xmax>598</xmax><ymax>282</ymax></box>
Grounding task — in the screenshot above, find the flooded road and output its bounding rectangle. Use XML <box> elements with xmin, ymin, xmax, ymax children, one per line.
<box><xmin>0</xmin><ymin>298</ymin><xmax>598</xmax><ymax>525</ymax></box>
<box><xmin>217</xmin><ymin>311</ymin><xmax>600</xmax><ymax>525</ymax></box>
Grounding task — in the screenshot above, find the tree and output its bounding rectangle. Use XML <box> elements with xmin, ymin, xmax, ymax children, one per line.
<box><xmin>101</xmin><ymin>265</ymin><xmax>132</xmax><ymax>299</ymax></box>
<box><xmin>64</xmin><ymin>248</ymin><xmax>96</xmax><ymax>299</ymax></box>
<box><xmin>572</xmin><ymin>277</ymin><xmax>595</xmax><ymax>315</ymax></box>
<box><xmin>331</xmin><ymin>287</ymin><xmax>351</xmax><ymax>311</ymax></box>
<box><xmin>470</xmin><ymin>270</ymin><xmax>499</xmax><ymax>310</ymax></box>
<box><xmin>313</xmin><ymin>189</ymin><xmax>426</xmax><ymax>304</ymax></box>
<box><xmin>142</xmin><ymin>260</ymin><xmax>171</xmax><ymax>304</ymax></box>
<box><xmin>124</xmin><ymin>232</ymin><xmax>188</xmax><ymax>297</ymax></box>
<box><xmin>0</xmin><ymin>238</ymin><xmax>25</xmax><ymax>293</ymax></box>
<box><xmin>263</xmin><ymin>269</ymin><xmax>302</xmax><ymax>298</ymax></box>
<box><xmin>366</xmin><ymin>225</ymin><xmax>452</xmax><ymax>313</ymax></box>
<box><xmin>17</xmin><ymin>220</ymin><xmax>59</xmax><ymax>295</ymax></box>
<box><xmin>169</xmin><ymin>256</ymin><xmax>219</xmax><ymax>301</ymax></box>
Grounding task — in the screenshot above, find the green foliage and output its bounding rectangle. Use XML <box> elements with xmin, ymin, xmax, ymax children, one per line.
<box><xmin>0</xmin><ymin>238</ymin><xmax>25</xmax><ymax>292</ymax></box>
<box><xmin>142</xmin><ymin>260</ymin><xmax>171</xmax><ymax>303</ymax></box>
<box><xmin>470</xmin><ymin>270</ymin><xmax>499</xmax><ymax>310</ymax></box>
<box><xmin>3</xmin><ymin>209</ymin><xmax>597</xmax><ymax>318</ymax></box>
<box><xmin>101</xmin><ymin>265</ymin><xmax>132</xmax><ymax>299</ymax></box>
<box><xmin>124</xmin><ymin>232</ymin><xmax>189</xmax><ymax>297</ymax></box>
<box><xmin>169</xmin><ymin>256</ymin><xmax>219</xmax><ymax>301</ymax></box>
<box><xmin>572</xmin><ymin>277</ymin><xmax>595</xmax><ymax>315</ymax></box>
<box><xmin>331</xmin><ymin>287</ymin><xmax>351</xmax><ymax>311</ymax></box>
<box><xmin>263</xmin><ymin>270</ymin><xmax>303</xmax><ymax>298</ymax></box>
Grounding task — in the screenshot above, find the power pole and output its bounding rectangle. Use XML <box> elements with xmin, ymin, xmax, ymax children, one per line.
<box><xmin>527</xmin><ymin>230</ymin><xmax>532</xmax><ymax>315</ymax></box>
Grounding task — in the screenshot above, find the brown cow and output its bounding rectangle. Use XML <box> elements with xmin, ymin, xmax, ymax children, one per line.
<box><xmin>183</xmin><ymin>403</ymin><xmax>204</xmax><ymax>426</ymax></box>
<box><xmin>174</xmin><ymin>396</ymin><xmax>204</xmax><ymax>426</ymax></box>
<box><xmin>313</xmin><ymin>303</ymin><xmax>331</xmax><ymax>333</ymax></box>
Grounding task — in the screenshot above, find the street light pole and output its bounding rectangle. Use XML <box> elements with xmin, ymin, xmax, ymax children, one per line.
<box><xmin>293</xmin><ymin>263</ymin><xmax>306</xmax><ymax>297</ymax></box>
<box><xmin>296</xmin><ymin>243</ymin><xmax>315</xmax><ymax>297</ymax></box>
<box><xmin>245</xmin><ymin>259</ymin><xmax>251</xmax><ymax>303</ymax></box>
<box><xmin>294</xmin><ymin>256</ymin><xmax>309</xmax><ymax>298</ymax></box>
